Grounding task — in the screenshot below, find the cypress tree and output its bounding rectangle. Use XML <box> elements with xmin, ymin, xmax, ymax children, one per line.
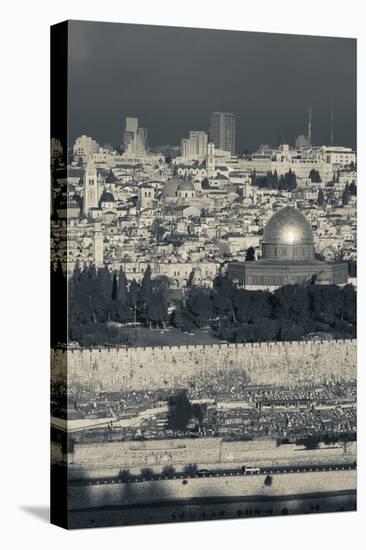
<box><xmin>117</xmin><ymin>267</ymin><xmax>129</xmax><ymax>321</ymax></box>
<box><xmin>245</xmin><ymin>246</ymin><xmax>256</xmax><ymax>261</ymax></box>
<box><xmin>318</xmin><ymin>188</ymin><xmax>325</xmax><ymax>207</ymax></box>
<box><xmin>140</xmin><ymin>265</ymin><xmax>153</xmax><ymax>327</ymax></box>
<box><xmin>111</xmin><ymin>272</ymin><xmax>118</xmax><ymax>301</ymax></box>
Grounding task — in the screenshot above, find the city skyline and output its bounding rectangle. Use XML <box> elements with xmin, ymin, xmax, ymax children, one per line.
<box><xmin>67</xmin><ymin>21</ymin><xmax>356</xmax><ymax>151</ymax></box>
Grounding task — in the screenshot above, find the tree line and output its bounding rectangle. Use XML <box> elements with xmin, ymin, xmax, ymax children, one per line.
<box><xmin>67</xmin><ymin>261</ymin><xmax>171</xmax><ymax>344</ymax></box>
<box><xmin>51</xmin><ymin>261</ymin><xmax>356</xmax><ymax>347</ymax></box>
<box><xmin>174</xmin><ymin>275</ymin><xmax>356</xmax><ymax>343</ymax></box>
<box><xmin>342</xmin><ymin>182</ymin><xmax>357</xmax><ymax>205</ymax></box>
<box><xmin>251</xmin><ymin>170</ymin><xmax>297</xmax><ymax>191</ymax></box>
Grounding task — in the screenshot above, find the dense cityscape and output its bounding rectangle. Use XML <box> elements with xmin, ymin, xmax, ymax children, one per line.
<box><xmin>51</xmin><ymin>111</ymin><xmax>356</xmax><ymax>347</ymax></box>
<box><xmin>52</xmin><ymin>111</ymin><xmax>356</xmax><ymax>281</ymax></box>
<box><xmin>51</xmin><ymin>109</ymin><xmax>357</xmax><ymax>526</ymax></box>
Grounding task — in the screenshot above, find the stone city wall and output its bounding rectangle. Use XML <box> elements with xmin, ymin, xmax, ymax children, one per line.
<box><xmin>51</xmin><ymin>339</ymin><xmax>356</xmax><ymax>392</ymax></box>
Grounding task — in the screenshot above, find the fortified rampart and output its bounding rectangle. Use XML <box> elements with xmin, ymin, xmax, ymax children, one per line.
<box><xmin>51</xmin><ymin>339</ymin><xmax>356</xmax><ymax>391</ymax></box>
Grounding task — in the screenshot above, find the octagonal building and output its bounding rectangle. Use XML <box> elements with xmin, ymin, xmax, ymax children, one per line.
<box><xmin>228</xmin><ymin>206</ymin><xmax>348</xmax><ymax>289</ymax></box>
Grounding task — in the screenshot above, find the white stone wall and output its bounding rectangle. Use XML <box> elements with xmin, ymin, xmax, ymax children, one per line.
<box><xmin>51</xmin><ymin>339</ymin><xmax>357</xmax><ymax>392</ymax></box>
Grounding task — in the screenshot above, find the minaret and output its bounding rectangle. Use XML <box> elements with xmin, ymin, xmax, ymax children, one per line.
<box><xmin>83</xmin><ymin>157</ymin><xmax>99</xmax><ymax>215</ymax></box>
<box><xmin>307</xmin><ymin>106</ymin><xmax>312</xmax><ymax>147</ymax></box>
<box><xmin>93</xmin><ymin>222</ymin><xmax>104</xmax><ymax>267</ymax></box>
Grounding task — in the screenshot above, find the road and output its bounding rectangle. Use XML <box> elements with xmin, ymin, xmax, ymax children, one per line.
<box><xmin>68</xmin><ymin>462</ymin><xmax>356</xmax><ymax>486</ymax></box>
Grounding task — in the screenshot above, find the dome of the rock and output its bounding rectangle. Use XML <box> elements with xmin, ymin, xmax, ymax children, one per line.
<box><xmin>262</xmin><ymin>206</ymin><xmax>315</xmax><ymax>261</ymax></box>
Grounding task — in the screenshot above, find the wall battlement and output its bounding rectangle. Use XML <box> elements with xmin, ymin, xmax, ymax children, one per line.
<box><xmin>51</xmin><ymin>339</ymin><xmax>356</xmax><ymax>391</ymax></box>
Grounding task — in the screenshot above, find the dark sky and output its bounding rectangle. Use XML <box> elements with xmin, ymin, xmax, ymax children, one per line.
<box><xmin>68</xmin><ymin>20</ymin><xmax>356</xmax><ymax>151</ymax></box>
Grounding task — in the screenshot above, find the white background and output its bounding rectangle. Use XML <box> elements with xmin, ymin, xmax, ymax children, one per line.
<box><xmin>0</xmin><ymin>0</ymin><xmax>365</xmax><ymax>548</ymax></box>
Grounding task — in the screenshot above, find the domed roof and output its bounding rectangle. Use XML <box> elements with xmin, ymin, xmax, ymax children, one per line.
<box><xmin>99</xmin><ymin>190</ymin><xmax>115</xmax><ymax>204</ymax></box>
<box><xmin>178</xmin><ymin>180</ymin><xmax>194</xmax><ymax>192</ymax></box>
<box><xmin>263</xmin><ymin>206</ymin><xmax>314</xmax><ymax>245</ymax></box>
<box><xmin>295</xmin><ymin>134</ymin><xmax>310</xmax><ymax>148</ymax></box>
<box><xmin>161</xmin><ymin>178</ymin><xmax>184</xmax><ymax>198</ymax></box>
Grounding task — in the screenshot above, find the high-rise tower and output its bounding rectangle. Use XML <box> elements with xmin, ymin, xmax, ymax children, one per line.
<box><xmin>209</xmin><ymin>112</ymin><xmax>236</xmax><ymax>154</ymax></box>
<box><xmin>123</xmin><ymin>117</ymin><xmax>147</xmax><ymax>157</ymax></box>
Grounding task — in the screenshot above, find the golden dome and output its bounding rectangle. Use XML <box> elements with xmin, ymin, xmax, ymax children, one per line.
<box><xmin>263</xmin><ymin>206</ymin><xmax>314</xmax><ymax>246</ymax></box>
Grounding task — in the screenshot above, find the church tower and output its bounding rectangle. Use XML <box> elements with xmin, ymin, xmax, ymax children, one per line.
<box><xmin>138</xmin><ymin>183</ymin><xmax>154</xmax><ymax>210</ymax></box>
<box><xmin>84</xmin><ymin>158</ymin><xmax>99</xmax><ymax>215</ymax></box>
<box><xmin>206</xmin><ymin>142</ymin><xmax>216</xmax><ymax>178</ymax></box>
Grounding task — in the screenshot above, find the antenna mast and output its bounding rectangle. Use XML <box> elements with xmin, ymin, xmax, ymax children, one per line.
<box><xmin>307</xmin><ymin>106</ymin><xmax>312</xmax><ymax>146</ymax></box>
<box><xmin>330</xmin><ymin>103</ymin><xmax>334</xmax><ymax>145</ymax></box>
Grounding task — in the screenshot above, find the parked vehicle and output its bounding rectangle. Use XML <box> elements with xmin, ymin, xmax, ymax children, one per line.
<box><xmin>197</xmin><ymin>469</ymin><xmax>210</xmax><ymax>477</ymax></box>
<box><xmin>242</xmin><ymin>466</ymin><xmax>260</xmax><ymax>474</ymax></box>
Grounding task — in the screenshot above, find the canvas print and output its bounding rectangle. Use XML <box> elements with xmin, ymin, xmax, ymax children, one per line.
<box><xmin>50</xmin><ymin>21</ymin><xmax>357</xmax><ymax>529</ymax></box>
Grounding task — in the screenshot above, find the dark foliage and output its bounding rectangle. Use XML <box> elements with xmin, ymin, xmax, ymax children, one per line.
<box><xmin>252</xmin><ymin>169</ymin><xmax>297</xmax><ymax>192</ymax></box>
<box><xmin>167</xmin><ymin>390</ymin><xmax>193</xmax><ymax>431</ymax></box>
<box><xmin>317</xmin><ymin>188</ymin><xmax>325</xmax><ymax>207</ymax></box>
<box><xmin>161</xmin><ymin>465</ymin><xmax>176</xmax><ymax>477</ymax></box>
<box><xmin>342</xmin><ymin>182</ymin><xmax>357</xmax><ymax>205</ymax></box>
<box><xmin>68</xmin><ymin>263</ymin><xmax>169</xmax><ymax>344</ymax></box>
<box><xmin>183</xmin><ymin>463</ymin><xmax>198</xmax><ymax>476</ymax></box>
<box><xmin>140</xmin><ymin>468</ymin><xmax>154</xmax><ymax>480</ymax></box>
<box><xmin>264</xmin><ymin>475</ymin><xmax>273</xmax><ymax>486</ymax></box>
<box><xmin>192</xmin><ymin>403</ymin><xmax>206</xmax><ymax>425</ymax></box>
<box><xmin>118</xmin><ymin>469</ymin><xmax>131</xmax><ymax>482</ymax></box>
<box><xmin>176</xmin><ymin>275</ymin><xmax>356</xmax><ymax>343</ymax></box>
<box><xmin>245</xmin><ymin>246</ymin><xmax>256</xmax><ymax>261</ymax></box>
<box><xmin>51</xmin><ymin>260</ymin><xmax>67</xmax><ymax>346</ymax></box>
<box><xmin>309</xmin><ymin>169</ymin><xmax>322</xmax><ymax>183</ymax></box>
<box><xmin>68</xmin><ymin>265</ymin><xmax>356</xmax><ymax>346</ymax></box>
